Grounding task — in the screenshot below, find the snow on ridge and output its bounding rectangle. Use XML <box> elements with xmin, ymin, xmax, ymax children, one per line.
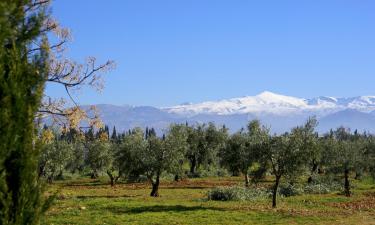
<box><xmin>163</xmin><ymin>91</ymin><xmax>375</xmax><ymax>116</ymax></box>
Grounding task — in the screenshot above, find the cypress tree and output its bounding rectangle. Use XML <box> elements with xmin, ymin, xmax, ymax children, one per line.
<box><xmin>111</xmin><ymin>126</ymin><xmax>117</xmax><ymax>140</ymax></box>
<box><xmin>0</xmin><ymin>1</ymin><xmax>52</xmax><ymax>224</ymax></box>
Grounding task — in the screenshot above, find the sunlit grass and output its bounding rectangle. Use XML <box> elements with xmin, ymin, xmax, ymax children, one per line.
<box><xmin>44</xmin><ymin>176</ymin><xmax>375</xmax><ymax>225</ymax></box>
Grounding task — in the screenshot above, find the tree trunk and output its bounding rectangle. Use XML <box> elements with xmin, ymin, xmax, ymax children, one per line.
<box><xmin>354</xmin><ymin>171</ymin><xmax>362</xmax><ymax>180</ymax></box>
<box><xmin>150</xmin><ymin>174</ymin><xmax>160</xmax><ymax>197</ymax></box>
<box><xmin>232</xmin><ymin>170</ymin><xmax>240</xmax><ymax>177</ymax></box>
<box><xmin>38</xmin><ymin>163</ymin><xmax>46</xmax><ymax>178</ymax></box>
<box><xmin>107</xmin><ymin>170</ymin><xmax>115</xmax><ymax>187</ymax></box>
<box><xmin>57</xmin><ymin>170</ymin><xmax>64</xmax><ymax>180</ymax></box>
<box><xmin>245</xmin><ymin>174</ymin><xmax>249</xmax><ymax>187</ymax></box>
<box><xmin>307</xmin><ymin>161</ymin><xmax>318</xmax><ymax>183</ymax></box>
<box><xmin>272</xmin><ymin>175</ymin><xmax>281</xmax><ymax>208</ymax></box>
<box><xmin>47</xmin><ymin>176</ymin><xmax>53</xmax><ymax>184</ymax></box>
<box><xmin>190</xmin><ymin>156</ymin><xmax>197</xmax><ymax>174</ymax></box>
<box><xmin>344</xmin><ymin>169</ymin><xmax>351</xmax><ymax>197</ymax></box>
<box><xmin>91</xmin><ymin>171</ymin><xmax>99</xmax><ymax>179</ymax></box>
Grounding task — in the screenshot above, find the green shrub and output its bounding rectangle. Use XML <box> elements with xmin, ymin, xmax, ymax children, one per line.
<box><xmin>278</xmin><ymin>183</ymin><xmax>303</xmax><ymax>197</ymax></box>
<box><xmin>304</xmin><ymin>184</ymin><xmax>333</xmax><ymax>194</ymax></box>
<box><xmin>207</xmin><ymin>186</ymin><xmax>271</xmax><ymax>201</ymax></box>
<box><xmin>187</xmin><ymin>167</ymin><xmax>229</xmax><ymax>178</ymax></box>
<box><xmin>304</xmin><ymin>175</ymin><xmax>343</xmax><ymax>194</ymax></box>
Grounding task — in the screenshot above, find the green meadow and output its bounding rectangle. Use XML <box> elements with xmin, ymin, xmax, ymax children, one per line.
<box><xmin>44</xmin><ymin>176</ymin><xmax>375</xmax><ymax>225</ymax></box>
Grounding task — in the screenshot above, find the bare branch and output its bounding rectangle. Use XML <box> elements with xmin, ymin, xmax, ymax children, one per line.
<box><xmin>25</xmin><ymin>0</ymin><xmax>50</xmax><ymax>13</ymax></box>
<box><xmin>37</xmin><ymin>110</ymin><xmax>69</xmax><ymax>117</ymax></box>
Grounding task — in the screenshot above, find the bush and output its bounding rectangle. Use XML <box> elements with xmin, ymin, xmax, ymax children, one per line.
<box><xmin>126</xmin><ymin>174</ymin><xmax>148</xmax><ymax>183</ymax></box>
<box><xmin>207</xmin><ymin>186</ymin><xmax>271</xmax><ymax>201</ymax></box>
<box><xmin>278</xmin><ymin>183</ymin><xmax>303</xmax><ymax>197</ymax></box>
<box><xmin>304</xmin><ymin>175</ymin><xmax>343</xmax><ymax>194</ymax></box>
<box><xmin>187</xmin><ymin>167</ymin><xmax>229</xmax><ymax>178</ymax></box>
<box><xmin>304</xmin><ymin>184</ymin><xmax>333</xmax><ymax>194</ymax></box>
<box><xmin>186</xmin><ymin>171</ymin><xmax>201</xmax><ymax>178</ymax></box>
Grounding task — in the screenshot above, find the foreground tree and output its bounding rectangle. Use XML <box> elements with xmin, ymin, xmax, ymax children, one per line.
<box><xmin>116</xmin><ymin>128</ymin><xmax>148</xmax><ymax>182</ymax></box>
<box><xmin>322</xmin><ymin>128</ymin><xmax>364</xmax><ymax>197</ymax></box>
<box><xmin>106</xmin><ymin>141</ymin><xmax>122</xmax><ymax>187</ymax></box>
<box><xmin>186</xmin><ymin>123</ymin><xmax>227</xmax><ymax>175</ymax></box>
<box><xmin>0</xmin><ymin>1</ymin><xmax>52</xmax><ymax>223</ymax></box>
<box><xmin>117</xmin><ymin>125</ymin><xmax>187</xmax><ymax>196</ymax></box>
<box><xmin>295</xmin><ymin>117</ymin><xmax>320</xmax><ymax>183</ymax></box>
<box><xmin>220</xmin><ymin>132</ymin><xmax>249</xmax><ymax>179</ymax></box>
<box><xmin>39</xmin><ymin>136</ymin><xmax>73</xmax><ymax>183</ymax></box>
<box><xmin>219</xmin><ymin>120</ymin><xmax>268</xmax><ymax>187</ymax></box>
<box><xmin>145</xmin><ymin>125</ymin><xmax>188</xmax><ymax>197</ymax></box>
<box><xmin>86</xmin><ymin>139</ymin><xmax>112</xmax><ymax>179</ymax></box>
<box><xmin>364</xmin><ymin>136</ymin><xmax>375</xmax><ymax>179</ymax></box>
<box><xmin>264</xmin><ymin>130</ymin><xmax>305</xmax><ymax>208</ymax></box>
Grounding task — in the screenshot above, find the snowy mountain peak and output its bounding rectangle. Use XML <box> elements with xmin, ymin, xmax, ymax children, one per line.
<box><xmin>255</xmin><ymin>91</ymin><xmax>306</xmax><ymax>106</ymax></box>
<box><xmin>163</xmin><ymin>91</ymin><xmax>375</xmax><ymax>116</ymax></box>
<box><xmin>256</xmin><ymin>91</ymin><xmax>284</xmax><ymax>98</ymax></box>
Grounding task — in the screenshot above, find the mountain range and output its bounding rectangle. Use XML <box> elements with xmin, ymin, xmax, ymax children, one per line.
<box><xmin>88</xmin><ymin>91</ymin><xmax>375</xmax><ymax>134</ymax></box>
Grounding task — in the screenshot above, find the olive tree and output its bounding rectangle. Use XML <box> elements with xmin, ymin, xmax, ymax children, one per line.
<box><xmin>86</xmin><ymin>140</ymin><xmax>112</xmax><ymax>179</ymax></box>
<box><xmin>116</xmin><ymin>125</ymin><xmax>187</xmax><ymax>197</ymax></box>
<box><xmin>263</xmin><ymin>130</ymin><xmax>305</xmax><ymax>208</ymax></box>
<box><xmin>322</xmin><ymin>128</ymin><xmax>364</xmax><ymax>197</ymax></box>
<box><xmin>116</xmin><ymin>128</ymin><xmax>148</xmax><ymax>182</ymax></box>
<box><xmin>295</xmin><ymin>117</ymin><xmax>320</xmax><ymax>183</ymax></box>
<box><xmin>39</xmin><ymin>139</ymin><xmax>73</xmax><ymax>183</ymax></box>
<box><xmin>106</xmin><ymin>141</ymin><xmax>122</xmax><ymax>186</ymax></box>
<box><xmin>186</xmin><ymin>123</ymin><xmax>227</xmax><ymax>175</ymax></box>
<box><xmin>144</xmin><ymin>125</ymin><xmax>188</xmax><ymax>197</ymax></box>
<box><xmin>219</xmin><ymin>132</ymin><xmax>249</xmax><ymax>179</ymax></box>
<box><xmin>364</xmin><ymin>136</ymin><xmax>375</xmax><ymax>179</ymax></box>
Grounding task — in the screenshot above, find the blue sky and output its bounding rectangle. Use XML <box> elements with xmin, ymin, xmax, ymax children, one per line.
<box><xmin>47</xmin><ymin>0</ymin><xmax>375</xmax><ymax>107</ymax></box>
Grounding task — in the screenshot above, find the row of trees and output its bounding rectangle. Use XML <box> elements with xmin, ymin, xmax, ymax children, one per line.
<box><xmin>39</xmin><ymin>119</ymin><xmax>375</xmax><ymax>207</ymax></box>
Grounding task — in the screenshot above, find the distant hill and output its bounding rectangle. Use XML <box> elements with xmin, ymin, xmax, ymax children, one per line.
<box><xmin>81</xmin><ymin>92</ymin><xmax>375</xmax><ymax>134</ymax></box>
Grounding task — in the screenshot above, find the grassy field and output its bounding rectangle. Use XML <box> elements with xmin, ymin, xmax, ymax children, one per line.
<box><xmin>44</xmin><ymin>176</ymin><xmax>375</xmax><ymax>225</ymax></box>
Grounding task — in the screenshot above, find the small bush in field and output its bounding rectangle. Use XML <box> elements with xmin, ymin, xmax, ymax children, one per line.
<box><xmin>304</xmin><ymin>175</ymin><xmax>343</xmax><ymax>194</ymax></box>
<box><xmin>278</xmin><ymin>183</ymin><xmax>303</xmax><ymax>197</ymax></box>
<box><xmin>304</xmin><ymin>184</ymin><xmax>333</xmax><ymax>194</ymax></box>
<box><xmin>207</xmin><ymin>186</ymin><xmax>271</xmax><ymax>201</ymax></box>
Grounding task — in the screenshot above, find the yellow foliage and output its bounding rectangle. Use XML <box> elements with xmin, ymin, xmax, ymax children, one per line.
<box><xmin>41</xmin><ymin>129</ymin><xmax>55</xmax><ymax>144</ymax></box>
<box><xmin>99</xmin><ymin>132</ymin><xmax>109</xmax><ymax>141</ymax></box>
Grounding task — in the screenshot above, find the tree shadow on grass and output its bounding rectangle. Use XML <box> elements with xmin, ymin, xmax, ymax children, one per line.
<box><xmin>160</xmin><ymin>186</ymin><xmax>208</xmax><ymax>190</ymax></box>
<box><xmin>64</xmin><ymin>180</ymin><xmax>104</xmax><ymax>187</ymax></box>
<box><xmin>76</xmin><ymin>194</ymin><xmax>137</xmax><ymax>200</ymax></box>
<box><xmin>104</xmin><ymin>205</ymin><xmax>226</xmax><ymax>214</ymax></box>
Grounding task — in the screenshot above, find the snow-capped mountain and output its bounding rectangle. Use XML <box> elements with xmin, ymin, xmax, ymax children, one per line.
<box><xmin>73</xmin><ymin>91</ymin><xmax>375</xmax><ymax>134</ymax></box>
<box><xmin>163</xmin><ymin>91</ymin><xmax>375</xmax><ymax>116</ymax></box>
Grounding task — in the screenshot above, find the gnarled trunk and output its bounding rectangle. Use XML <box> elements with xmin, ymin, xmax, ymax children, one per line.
<box><xmin>344</xmin><ymin>169</ymin><xmax>351</xmax><ymax>197</ymax></box>
<box><xmin>107</xmin><ymin>170</ymin><xmax>115</xmax><ymax>186</ymax></box>
<box><xmin>245</xmin><ymin>174</ymin><xmax>249</xmax><ymax>187</ymax></box>
<box><xmin>272</xmin><ymin>175</ymin><xmax>281</xmax><ymax>208</ymax></box>
<box><xmin>150</xmin><ymin>174</ymin><xmax>160</xmax><ymax>197</ymax></box>
<box><xmin>307</xmin><ymin>160</ymin><xmax>318</xmax><ymax>183</ymax></box>
<box><xmin>189</xmin><ymin>155</ymin><xmax>197</xmax><ymax>174</ymax></box>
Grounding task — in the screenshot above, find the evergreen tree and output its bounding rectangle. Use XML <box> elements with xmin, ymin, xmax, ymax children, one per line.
<box><xmin>0</xmin><ymin>1</ymin><xmax>52</xmax><ymax>223</ymax></box>
<box><xmin>111</xmin><ymin>126</ymin><xmax>117</xmax><ymax>141</ymax></box>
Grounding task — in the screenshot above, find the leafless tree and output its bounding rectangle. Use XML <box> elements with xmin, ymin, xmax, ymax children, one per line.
<box><xmin>28</xmin><ymin>0</ymin><xmax>115</xmax><ymax>131</ymax></box>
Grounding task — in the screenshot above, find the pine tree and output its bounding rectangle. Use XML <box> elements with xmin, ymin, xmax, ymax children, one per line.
<box><xmin>0</xmin><ymin>1</ymin><xmax>52</xmax><ymax>224</ymax></box>
<box><xmin>111</xmin><ymin>126</ymin><xmax>117</xmax><ymax>140</ymax></box>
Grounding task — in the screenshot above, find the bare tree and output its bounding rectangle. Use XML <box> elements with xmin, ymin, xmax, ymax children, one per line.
<box><xmin>29</xmin><ymin>0</ymin><xmax>115</xmax><ymax>131</ymax></box>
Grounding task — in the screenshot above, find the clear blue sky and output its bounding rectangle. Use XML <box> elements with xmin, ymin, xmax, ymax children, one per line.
<box><xmin>46</xmin><ymin>0</ymin><xmax>375</xmax><ymax>107</ymax></box>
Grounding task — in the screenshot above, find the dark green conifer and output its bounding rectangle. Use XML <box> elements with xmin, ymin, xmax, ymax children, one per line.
<box><xmin>0</xmin><ymin>1</ymin><xmax>53</xmax><ymax>224</ymax></box>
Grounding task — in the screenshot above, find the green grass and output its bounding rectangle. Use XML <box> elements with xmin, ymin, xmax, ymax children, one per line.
<box><xmin>44</xmin><ymin>176</ymin><xmax>375</xmax><ymax>225</ymax></box>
